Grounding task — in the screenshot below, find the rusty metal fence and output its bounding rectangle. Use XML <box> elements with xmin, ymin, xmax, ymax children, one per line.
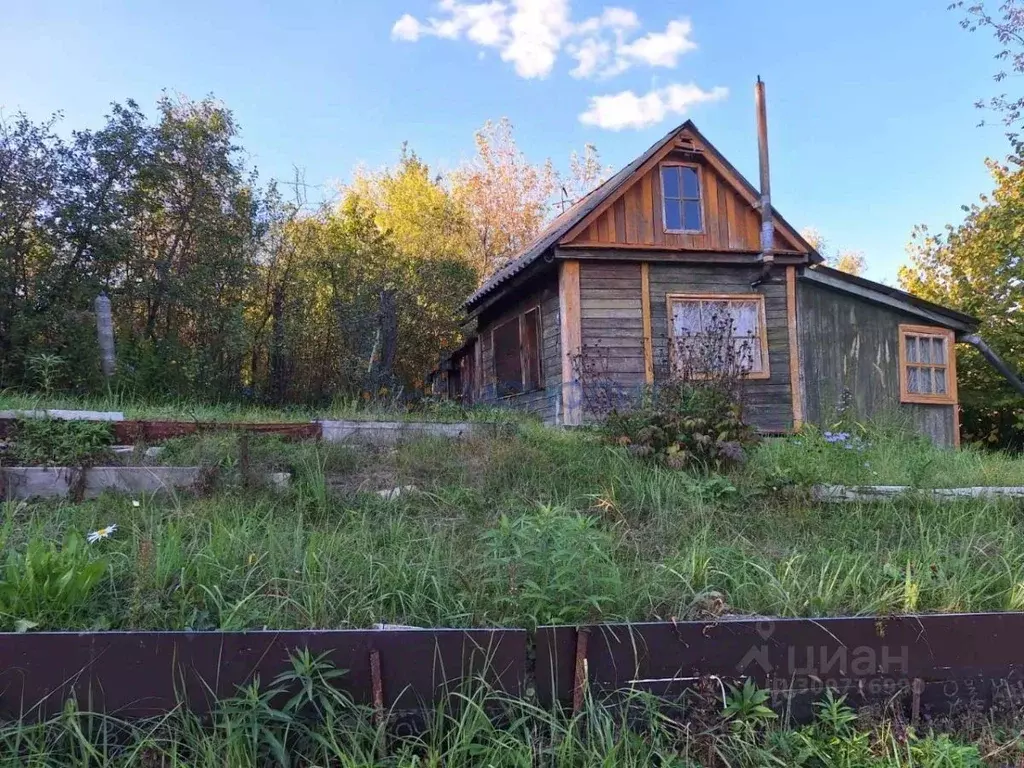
<box><xmin>3</xmin><ymin>614</ymin><xmax>1024</xmax><ymax>722</ymax></box>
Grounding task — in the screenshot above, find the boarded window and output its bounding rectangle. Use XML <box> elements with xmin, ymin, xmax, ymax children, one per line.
<box><xmin>661</xmin><ymin>165</ymin><xmax>702</xmax><ymax>232</ymax></box>
<box><xmin>492</xmin><ymin>308</ymin><xmax>543</xmax><ymax>396</ymax></box>
<box><xmin>899</xmin><ymin>325</ymin><xmax>956</xmax><ymax>404</ymax></box>
<box><xmin>667</xmin><ymin>294</ymin><xmax>770</xmax><ymax>379</ymax></box>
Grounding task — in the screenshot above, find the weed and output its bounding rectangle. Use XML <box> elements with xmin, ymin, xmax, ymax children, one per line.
<box><xmin>9</xmin><ymin>418</ymin><xmax>114</xmax><ymax>467</ymax></box>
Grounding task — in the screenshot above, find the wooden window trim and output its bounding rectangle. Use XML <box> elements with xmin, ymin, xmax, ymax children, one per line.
<box><xmin>659</xmin><ymin>162</ymin><xmax>705</xmax><ymax>235</ymax></box>
<box><xmin>665</xmin><ymin>293</ymin><xmax>771</xmax><ymax>381</ymax></box>
<box><xmin>491</xmin><ymin>304</ymin><xmax>544</xmax><ymax>398</ymax></box>
<box><xmin>898</xmin><ymin>324</ymin><xmax>957</xmax><ymax>405</ymax></box>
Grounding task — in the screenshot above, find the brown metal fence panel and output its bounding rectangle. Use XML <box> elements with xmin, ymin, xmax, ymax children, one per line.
<box><xmin>0</xmin><ymin>629</ymin><xmax>525</xmax><ymax>719</ymax></box>
<box><xmin>536</xmin><ymin>614</ymin><xmax>1024</xmax><ymax>720</ymax></box>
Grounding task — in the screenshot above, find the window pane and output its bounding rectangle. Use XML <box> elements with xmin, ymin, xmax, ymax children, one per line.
<box><xmin>907</xmin><ymin>366</ymin><xmax>922</xmax><ymax>393</ymax></box>
<box><xmin>701</xmin><ymin>301</ymin><xmax>730</xmax><ymax>334</ymax></box>
<box><xmin>906</xmin><ymin>336</ymin><xmax>919</xmax><ymax>363</ymax></box>
<box><xmin>683</xmin><ymin>200</ymin><xmax>702</xmax><ymax>231</ymax></box>
<box><xmin>933</xmin><ymin>337</ymin><xmax>946</xmax><ymax>364</ymax></box>
<box><xmin>672</xmin><ymin>301</ymin><xmax>702</xmax><ymax>335</ymax></box>
<box><xmin>933</xmin><ymin>367</ymin><xmax>947</xmax><ymax>394</ymax></box>
<box><xmin>661</xmin><ymin>166</ymin><xmax>680</xmax><ymax>198</ymax></box>
<box><xmin>734</xmin><ymin>338</ymin><xmax>762</xmax><ymax>373</ymax></box>
<box><xmin>681</xmin><ymin>167</ymin><xmax>700</xmax><ymax>199</ymax></box>
<box><xmin>664</xmin><ymin>201</ymin><xmax>682</xmax><ymax>230</ymax></box>
<box><xmin>909</xmin><ymin>366</ymin><xmax>937</xmax><ymax>394</ymax></box>
<box><xmin>918</xmin><ymin>337</ymin><xmax>933</xmax><ymax>364</ymax></box>
<box><xmin>732</xmin><ymin>301</ymin><xmax>759</xmax><ymax>338</ymax></box>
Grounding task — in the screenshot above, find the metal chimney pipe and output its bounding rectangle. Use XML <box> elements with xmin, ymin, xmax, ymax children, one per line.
<box><xmin>755</xmin><ymin>76</ymin><xmax>774</xmax><ymax>264</ymax></box>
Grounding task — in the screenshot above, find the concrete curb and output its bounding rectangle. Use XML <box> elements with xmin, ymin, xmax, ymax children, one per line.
<box><xmin>812</xmin><ymin>484</ymin><xmax>1024</xmax><ymax>502</ymax></box>
<box><xmin>318</xmin><ymin>420</ymin><xmax>494</xmax><ymax>444</ymax></box>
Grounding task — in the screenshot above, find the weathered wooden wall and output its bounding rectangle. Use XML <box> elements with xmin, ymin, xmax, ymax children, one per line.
<box><xmin>648</xmin><ymin>264</ymin><xmax>794</xmax><ymax>432</ymax></box>
<box><xmin>797</xmin><ymin>280</ymin><xmax>957</xmax><ymax>446</ymax></box>
<box><xmin>580</xmin><ymin>262</ymin><xmax>646</xmax><ymax>395</ymax></box>
<box><xmin>573</xmin><ymin>261</ymin><xmax>794</xmax><ymax>432</ymax></box>
<box><xmin>476</xmin><ymin>277</ymin><xmax>562</xmax><ymax>423</ymax></box>
<box><xmin>563</xmin><ymin>150</ymin><xmax>797</xmax><ymax>253</ymax></box>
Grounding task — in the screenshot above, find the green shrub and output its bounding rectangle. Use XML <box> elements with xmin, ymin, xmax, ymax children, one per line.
<box><xmin>604</xmin><ymin>382</ymin><xmax>758</xmax><ymax>471</ymax></box>
<box><xmin>11</xmin><ymin>418</ymin><xmax>113</xmax><ymax>466</ymax></box>
<box><xmin>0</xmin><ymin>530</ymin><xmax>108</xmax><ymax>631</ymax></box>
<box><xmin>482</xmin><ymin>505</ymin><xmax>623</xmax><ymax>628</ymax></box>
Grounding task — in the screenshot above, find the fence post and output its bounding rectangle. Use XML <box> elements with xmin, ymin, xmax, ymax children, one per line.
<box><xmin>95</xmin><ymin>292</ymin><xmax>116</xmax><ymax>378</ymax></box>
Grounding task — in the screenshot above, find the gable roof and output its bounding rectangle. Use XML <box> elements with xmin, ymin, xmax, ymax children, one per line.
<box><xmin>466</xmin><ymin>119</ymin><xmax>822</xmax><ymax>309</ymax></box>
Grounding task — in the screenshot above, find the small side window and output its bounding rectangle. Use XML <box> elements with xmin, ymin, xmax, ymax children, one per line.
<box><xmin>898</xmin><ymin>325</ymin><xmax>957</xmax><ymax>404</ymax></box>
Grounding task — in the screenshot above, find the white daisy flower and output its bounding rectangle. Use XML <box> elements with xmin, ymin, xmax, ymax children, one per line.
<box><xmin>87</xmin><ymin>524</ymin><xmax>117</xmax><ymax>543</ymax></box>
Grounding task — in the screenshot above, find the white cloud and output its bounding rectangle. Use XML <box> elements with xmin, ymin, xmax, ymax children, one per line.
<box><xmin>617</xmin><ymin>19</ymin><xmax>697</xmax><ymax>68</ymax></box>
<box><xmin>391</xmin><ymin>13</ymin><xmax>423</xmax><ymax>41</ymax></box>
<box><xmin>501</xmin><ymin>0</ymin><xmax>572</xmax><ymax>78</ymax></box>
<box><xmin>579</xmin><ymin>83</ymin><xmax>728</xmax><ymax>131</ymax></box>
<box><xmin>568</xmin><ymin>36</ymin><xmax>611</xmax><ymax>78</ymax></box>
<box><xmin>391</xmin><ymin>3</ymin><xmax>701</xmax><ymax>83</ymax></box>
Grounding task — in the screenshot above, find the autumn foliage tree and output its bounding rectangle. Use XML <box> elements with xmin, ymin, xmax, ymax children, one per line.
<box><xmin>451</xmin><ymin>118</ymin><xmax>558</xmax><ymax>277</ymax></box>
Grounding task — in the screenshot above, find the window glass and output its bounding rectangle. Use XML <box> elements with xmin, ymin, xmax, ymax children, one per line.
<box><xmin>683</xmin><ymin>201</ymin><xmax>702</xmax><ymax>231</ymax></box>
<box><xmin>682</xmin><ymin>167</ymin><xmax>700</xmax><ymax>198</ymax></box>
<box><xmin>661</xmin><ymin>166</ymin><xmax>680</xmax><ymax>198</ymax></box>
<box><xmin>664</xmin><ymin>202</ymin><xmax>682</xmax><ymax>231</ymax></box>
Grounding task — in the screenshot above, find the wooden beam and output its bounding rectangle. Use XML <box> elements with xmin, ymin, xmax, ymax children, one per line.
<box><xmin>786</xmin><ymin>266</ymin><xmax>803</xmax><ymax>430</ymax></box>
<box><xmin>559</xmin><ymin>260</ymin><xmax>582</xmax><ymax>426</ymax></box>
<box><xmin>641</xmin><ymin>262</ymin><xmax>654</xmax><ymax>385</ymax></box>
<box><xmin>555</xmin><ymin>246</ymin><xmax>809</xmax><ymax>265</ymax></box>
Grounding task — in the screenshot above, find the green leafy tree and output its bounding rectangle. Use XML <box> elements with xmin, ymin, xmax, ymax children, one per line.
<box><xmin>899</xmin><ymin>160</ymin><xmax>1024</xmax><ymax>445</ymax></box>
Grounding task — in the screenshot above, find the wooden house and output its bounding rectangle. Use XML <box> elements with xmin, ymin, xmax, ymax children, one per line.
<box><xmin>436</xmin><ymin>90</ymin><xmax>981</xmax><ymax>446</ymax></box>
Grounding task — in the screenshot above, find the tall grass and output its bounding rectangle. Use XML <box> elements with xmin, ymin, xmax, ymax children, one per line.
<box><xmin>6</xmin><ymin>423</ymin><xmax>1024</xmax><ymax>632</ymax></box>
<box><xmin>0</xmin><ymin>389</ymin><xmax>532</xmax><ymax>424</ymax></box>
<box><xmin>0</xmin><ymin>655</ymin><xmax>1000</xmax><ymax>767</ymax></box>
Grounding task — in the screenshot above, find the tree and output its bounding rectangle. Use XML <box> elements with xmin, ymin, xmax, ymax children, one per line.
<box><xmin>347</xmin><ymin>147</ymin><xmax>478</xmax><ymax>386</ymax></box>
<box><xmin>800</xmin><ymin>228</ymin><xmax>866</xmax><ymax>276</ymax></box>
<box><xmin>452</xmin><ymin>118</ymin><xmax>558</xmax><ymax>277</ymax></box>
<box><xmin>952</xmin><ymin>0</ymin><xmax>1024</xmax><ymax>154</ymax></box>
<box><xmin>899</xmin><ymin>159</ymin><xmax>1024</xmax><ymax>444</ymax></box>
<box><xmin>559</xmin><ymin>143</ymin><xmax>609</xmax><ymax>209</ymax></box>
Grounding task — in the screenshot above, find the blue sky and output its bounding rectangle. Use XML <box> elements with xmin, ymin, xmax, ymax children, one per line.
<box><xmin>1</xmin><ymin>1</ymin><xmax>1012</xmax><ymax>282</ymax></box>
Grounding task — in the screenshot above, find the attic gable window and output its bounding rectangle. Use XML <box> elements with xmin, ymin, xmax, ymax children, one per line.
<box><xmin>661</xmin><ymin>164</ymin><xmax>703</xmax><ymax>233</ymax></box>
<box><xmin>898</xmin><ymin>325</ymin><xmax>957</xmax><ymax>405</ymax></box>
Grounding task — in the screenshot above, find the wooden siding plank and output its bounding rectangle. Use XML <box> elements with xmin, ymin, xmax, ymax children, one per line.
<box><xmin>559</xmin><ymin>261</ymin><xmax>582</xmax><ymax>426</ymax></box>
<box><xmin>786</xmin><ymin>266</ymin><xmax>803</xmax><ymax>430</ymax></box>
<box><xmin>640</xmin><ymin>174</ymin><xmax>654</xmax><ymax>243</ymax></box>
<box><xmin>641</xmin><ymin>262</ymin><xmax>654</xmax><ymax>384</ymax></box>
<box><xmin>613</xmin><ymin>198</ymin><xmax>627</xmax><ymax>242</ymax></box>
<box><xmin>704</xmin><ymin>171</ymin><xmax>719</xmax><ymax>249</ymax></box>
<box><xmin>717</xmin><ymin>178</ymin><xmax>729</xmax><ymax>247</ymax></box>
<box><xmin>624</xmin><ymin>186</ymin><xmax>639</xmax><ymax>243</ymax></box>
<box><xmin>652</xmin><ymin>167</ymin><xmax>665</xmax><ymax>246</ymax></box>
